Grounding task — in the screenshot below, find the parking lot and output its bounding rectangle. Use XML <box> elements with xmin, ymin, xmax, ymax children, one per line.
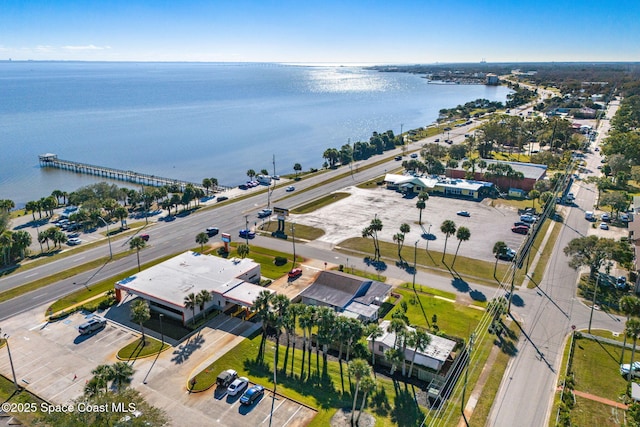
<box><xmin>0</xmin><ymin>305</ymin><xmax>316</xmax><ymax>426</ymax></box>
<box><xmin>292</xmin><ymin>185</ymin><xmax>527</xmax><ymax>262</ymax></box>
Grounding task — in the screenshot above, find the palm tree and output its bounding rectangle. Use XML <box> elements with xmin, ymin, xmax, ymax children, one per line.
<box><xmin>316</xmin><ymin>306</ymin><xmax>336</xmax><ymax>374</ymax></box>
<box><xmin>196</xmin><ymin>289</ymin><xmax>212</xmax><ymax>323</ymax></box>
<box><xmin>195</xmin><ymin>232</ymin><xmax>209</xmax><ymax>252</ymax></box>
<box><xmin>114</xmin><ymin>205</ymin><xmax>128</xmax><ymax>229</ymax></box>
<box><xmin>440</xmin><ymin>220</ymin><xmax>457</xmax><ymax>263</ymax></box>
<box><xmin>298</xmin><ymin>309</ymin><xmax>314</xmax><ymax>379</ymax></box>
<box><xmin>626</xmin><ymin>318</ymin><xmax>640</xmax><ymax>385</ymax></box>
<box><xmin>348</xmin><ymin>358</ymin><xmax>371</xmax><ymax>424</ymax></box>
<box><xmin>202</xmin><ymin>178</ymin><xmax>212</xmax><ymax>195</ymax></box>
<box><xmin>287</xmin><ymin>303</ymin><xmax>305</xmax><ymax>375</ymax></box>
<box><xmin>110</xmin><ymin>361</ymin><xmax>134</xmax><ymax>392</ymax></box>
<box><xmin>84</xmin><ymin>376</ymin><xmax>105</xmax><ymax>398</ymax></box>
<box><xmin>130</xmin><ymin>299</ymin><xmax>151</xmax><ymax>344</ymax></box>
<box><xmin>387</xmin><ymin>317</ymin><xmax>406</xmax><ymax>349</ymax></box>
<box><xmin>492</xmin><ymin>241</ymin><xmax>508</xmax><ymax>278</ymax></box>
<box><xmin>293</xmin><ymin>163</ymin><xmax>302</xmax><ymax>177</ymax></box>
<box><xmin>416</xmin><ymin>191</ymin><xmax>429</xmax><ymax>225</ymax></box>
<box><xmin>246</xmin><ymin>169</ymin><xmax>256</xmax><ymax>180</ymax></box>
<box><xmin>344</xmin><ymin>318</ymin><xmax>364</xmax><ymax>363</ymax></box>
<box><xmin>384</xmin><ymin>348</ymin><xmax>404</xmax><ymax>376</ymax></box>
<box><xmin>184</xmin><ymin>292</ymin><xmax>198</xmax><ymax>326</ymax></box>
<box><xmin>620</xmin><ymin>296</ymin><xmax>640</xmax><ymax>364</ymax></box>
<box><xmin>252</xmin><ymin>290</ymin><xmax>274</xmax><ymax>361</ymax></box>
<box><xmin>0</xmin><ymin>231</ymin><xmax>13</xmax><ymax>265</ymax></box>
<box><xmin>11</xmin><ymin>231</ymin><xmax>31</xmax><ymax>260</ymax></box>
<box><xmin>356</xmin><ymin>374</ymin><xmax>376</xmax><ymax>425</ymax></box>
<box><xmin>451</xmin><ymin>226</ymin><xmax>471</xmax><ymax>268</ymax></box>
<box><xmin>335</xmin><ymin>316</ymin><xmax>350</xmax><ymax>361</ymax></box>
<box><xmin>129</xmin><ymin>236</ymin><xmax>146</xmax><ymax>272</ymax></box>
<box><xmin>38</xmin><ymin>230</ymin><xmax>50</xmax><ymax>251</ymax></box>
<box><xmin>91</xmin><ymin>364</ymin><xmax>113</xmax><ymax>394</ymax></box>
<box><xmin>366</xmin><ymin>323</ymin><xmax>384</xmax><ymax>367</ymax></box>
<box><xmin>25</xmin><ymin>201</ymin><xmax>38</xmax><ymax>221</ymax></box>
<box><xmin>408</xmin><ymin>329</ymin><xmax>431</xmax><ymax>377</ymax></box>
<box><xmin>271</xmin><ymin>294</ymin><xmax>291</xmax><ymax>373</ymax></box>
<box><xmin>528</xmin><ymin>189</ymin><xmax>540</xmax><ymax>208</ymax></box>
<box><xmin>237</xmin><ymin>243</ymin><xmax>250</xmax><ymax>258</ymax></box>
<box><xmin>394</xmin><ymin>223</ymin><xmax>410</xmax><ymax>261</ymax></box>
<box><xmin>362</xmin><ymin>216</ymin><xmax>383</xmax><ymax>261</ymax></box>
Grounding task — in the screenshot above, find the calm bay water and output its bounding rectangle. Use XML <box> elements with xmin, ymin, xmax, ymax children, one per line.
<box><xmin>0</xmin><ymin>62</ymin><xmax>511</xmax><ymax>208</ymax></box>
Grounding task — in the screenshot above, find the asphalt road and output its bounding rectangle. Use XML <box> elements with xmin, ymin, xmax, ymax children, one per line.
<box><xmin>487</xmin><ymin>99</ymin><xmax>623</xmax><ymax>426</ymax></box>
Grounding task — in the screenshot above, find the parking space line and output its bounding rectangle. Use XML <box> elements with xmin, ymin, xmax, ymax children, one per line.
<box><xmin>282</xmin><ymin>405</ymin><xmax>303</xmax><ymax>427</ymax></box>
<box><xmin>28</xmin><ymin>322</ymin><xmax>48</xmax><ymax>331</ymax></box>
<box><xmin>261</xmin><ymin>396</ymin><xmax>286</xmax><ymax>424</ymax></box>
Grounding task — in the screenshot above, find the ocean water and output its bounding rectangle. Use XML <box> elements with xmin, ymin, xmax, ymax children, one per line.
<box><xmin>0</xmin><ymin>62</ymin><xmax>512</xmax><ymax>208</ymax></box>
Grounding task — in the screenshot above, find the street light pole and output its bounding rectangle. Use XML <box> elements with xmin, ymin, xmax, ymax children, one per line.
<box><xmin>245</xmin><ymin>215</ymin><xmax>249</xmax><ymax>246</ymax></box>
<box><xmin>1</xmin><ymin>332</ymin><xmax>19</xmax><ymax>390</ymax></box>
<box><xmin>291</xmin><ymin>223</ymin><xmax>296</xmax><ymax>268</ymax></box>
<box><xmin>159</xmin><ymin>314</ymin><xmax>164</xmax><ymax>346</ymax></box>
<box><xmin>588</xmin><ymin>272</ymin><xmax>601</xmax><ymax>333</ymax></box>
<box><xmin>97</xmin><ymin>217</ymin><xmax>113</xmax><ymax>259</ymax></box>
<box><xmin>412</xmin><ymin>241</ymin><xmax>418</xmax><ymax>290</ymax></box>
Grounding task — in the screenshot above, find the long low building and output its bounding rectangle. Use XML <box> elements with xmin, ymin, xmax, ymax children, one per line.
<box><xmin>115</xmin><ymin>251</ymin><xmax>269</xmax><ymax>325</ymax></box>
<box><xmin>384</xmin><ymin>173</ymin><xmax>494</xmax><ymax>200</ymax></box>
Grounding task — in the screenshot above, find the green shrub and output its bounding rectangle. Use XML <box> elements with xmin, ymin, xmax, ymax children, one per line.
<box><xmin>273</xmin><ymin>256</ymin><xmax>287</xmax><ymax>266</ymax></box>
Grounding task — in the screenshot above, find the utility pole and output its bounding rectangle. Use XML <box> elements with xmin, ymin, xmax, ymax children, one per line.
<box><xmin>588</xmin><ymin>271</ymin><xmax>601</xmax><ymax>333</ymax></box>
<box><xmin>245</xmin><ymin>215</ymin><xmax>249</xmax><ymax>246</ymax></box>
<box><xmin>1</xmin><ymin>330</ymin><xmax>19</xmax><ymax>390</ymax></box>
<box><xmin>460</xmin><ymin>333</ymin><xmax>476</xmax><ymax>427</ymax></box>
<box><xmin>412</xmin><ymin>241</ymin><xmax>418</xmax><ymax>290</ymax></box>
<box><xmin>291</xmin><ymin>223</ymin><xmax>296</xmax><ymax>268</ymax></box>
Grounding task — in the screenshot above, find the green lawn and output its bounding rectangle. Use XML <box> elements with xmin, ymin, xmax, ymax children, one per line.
<box><xmin>227</xmin><ymin>244</ymin><xmax>303</xmax><ymax>279</ymax></box>
<box><xmin>117</xmin><ymin>336</ymin><xmax>171</xmax><ymax>360</ymax></box>
<box><xmin>570</xmin><ymin>336</ymin><xmax>628</xmax><ymax>400</ymax></box>
<box><xmin>388</xmin><ymin>288</ymin><xmax>484</xmax><ymax>338</ymax></box>
<box><xmin>257</xmin><ymin>220</ymin><xmax>325</xmax><ymax>241</ymax></box>
<box><xmin>0</xmin><ymin>376</ymin><xmax>46</xmax><ymax>425</ymax></box>
<box><xmin>291</xmin><ymin>192</ymin><xmax>352</xmax><ymax>214</ymax></box>
<box><xmin>570</xmin><ymin>395</ymin><xmax>624</xmax><ymax>427</ymax></box>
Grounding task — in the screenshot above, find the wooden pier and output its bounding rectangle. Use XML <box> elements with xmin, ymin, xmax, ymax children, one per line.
<box><xmin>38</xmin><ymin>153</ymin><xmax>229</xmax><ymax>192</ymax></box>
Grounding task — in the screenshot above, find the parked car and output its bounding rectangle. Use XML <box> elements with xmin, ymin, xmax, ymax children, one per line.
<box><xmin>227</xmin><ymin>377</ymin><xmax>249</xmax><ymax>396</ymax></box>
<box><xmin>519</xmin><ymin>214</ymin><xmax>537</xmax><ymax>224</ymax></box>
<box><xmin>456</xmin><ymin>211</ymin><xmax>470</xmax><ymax>217</ymax></box>
<box><xmin>216</xmin><ymin>369</ymin><xmax>238</xmax><ymax>388</ymax></box>
<box><xmin>271</xmin><ymin>175</ymin><xmax>280</xmax><ymax>180</ymax></box>
<box><xmin>434</xmin><ymin>138</ymin><xmax>440</xmax><ymax>142</ymax></box>
<box><xmin>621</xmin><ymin>213</ymin><xmax>630</xmax><ymax>222</ymax></box>
<box><xmin>497</xmin><ymin>248</ymin><xmax>517</xmax><ymax>261</ymax></box>
<box><xmin>511</xmin><ymin>226</ymin><xmax>529</xmax><ymax>235</ymax></box>
<box><xmin>410</xmin><ymin>153</ymin><xmax>418</xmax><ymax>158</ymax></box>
<box><xmin>206</xmin><ymin>227</ymin><xmax>219</xmax><ymax>237</ymax></box>
<box><xmin>240</xmin><ymin>384</ymin><xmax>265</xmax><ymax>405</ymax></box>
<box><xmin>288</xmin><ymin>268</ymin><xmax>302</xmax><ymax>278</ymax></box>
<box><xmin>621</xmin><ymin>362</ymin><xmax>640</xmax><ymax>378</ymax></box>
<box><xmin>601</xmin><ymin>213</ymin><xmax>610</xmax><ymax>222</ymax></box>
<box><xmin>78</xmin><ymin>317</ymin><xmax>107</xmax><ymax>335</ymax></box>
<box><xmin>599</xmin><ymin>222</ymin><xmax>609</xmax><ymax>230</ymax></box>
<box><xmin>286</xmin><ymin>186</ymin><xmax>295</xmax><ymax>192</ymax></box>
<box><xmin>513</xmin><ymin>222</ymin><xmax>530</xmax><ymax>228</ymax></box>
<box><xmin>239</xmin><ymin>229</ymin><xmax>256</xmax><ymax>239</ymax></box>
<box><xmin>67</xmin><ymin>232</ymin><xmax>80</xmax><ymax>239</ymax></box>
<box><xmin>617</xmin><ymin>276</ymin><xmax>628</xmax><ymax>290</ymax></box>
<box><xmin>138</xmin><ymin>234</ymin><xmax>150</xmax><ymax>241</ymax></box>
<box><xmin>585</xmin><ymin>211</ymin><xmax>594</xmax><ymax>221</ymax></box>
<box><xmin>67</xmin><ymin>237</ymin><xmax>82</xmax><ymax>246</ymax></box>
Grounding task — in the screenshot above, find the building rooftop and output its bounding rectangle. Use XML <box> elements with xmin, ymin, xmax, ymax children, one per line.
<box><xmin>384</xmin><ymin>173</ymin><xmax>492</xmax><ymax>192</ymax></box>
<box><xmin>448</xmin><ymin>159</ymin><xmax>547</xmax><ymax>180</ymax></box>
<box><xmin>300</xmin><ymin>270</ymin><xmax>391</xmax><ymax>310</ymax></box>
<box><xmin>116</xmin><ymin>251</ymin><xmax>260</xmax><ymax>309</ymax></box>
<box><xmin>376</xmin><ymin>320</ymin><xmax>456</xmax><ymax>363</ymax></box>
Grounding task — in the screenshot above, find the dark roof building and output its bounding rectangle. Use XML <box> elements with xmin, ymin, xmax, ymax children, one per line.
<box><xmin>299</xmin><ymin>271</ymin><xmax>391</xmax><ymax>321</ymax></box>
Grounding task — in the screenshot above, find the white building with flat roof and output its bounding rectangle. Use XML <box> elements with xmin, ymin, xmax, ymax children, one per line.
<box><xmin>115</xmin><ymin>251</ymin><xmax>266</xmax><ymax>325</ymax></box>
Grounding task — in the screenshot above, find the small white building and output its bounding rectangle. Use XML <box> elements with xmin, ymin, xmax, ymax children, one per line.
<box><xmin>115</xmin><ymin>251</ymin><xmax>267</xmax><ymax>325</ymax></box>
<box><xmin>370</xmin><ymin>320</ymin><xmax>456</xmax><ymax>372</ymax></box>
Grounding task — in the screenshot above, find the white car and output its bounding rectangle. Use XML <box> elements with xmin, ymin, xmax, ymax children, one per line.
<box><xmin>227</xmin><ymin>377</ymin><xmax>249</xmax><ymax>396</ymax></box>
<box><xmin>599</xmin><ymin>222</ymin><xmax>609</xmax><ymax>230</ymax></box>
<box><xmin>67</xmin><ymin>237</ymin><xmax>82</xmax><ymax>245</ymax></box>
<box><xmin>286</xmin><ymin>186</ymin><xmax>295</xmax><ymax>192</ymax></box>
<box><xmin>621</xmin><ymin>362</ymin><xmax>640</xmax><ymax>378</ymax></box>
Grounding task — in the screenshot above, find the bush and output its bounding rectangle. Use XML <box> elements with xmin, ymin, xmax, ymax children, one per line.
<box><xmin>274</xmin><ymin>256</ymin><xmax>287</xmax><ymax>266</ymax></box>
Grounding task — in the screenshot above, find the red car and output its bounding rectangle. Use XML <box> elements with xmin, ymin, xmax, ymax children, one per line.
<box><xmin>138</xmin><ymin>234</ymin><xmax>150</xmax><ymax>241</ymax></box>
<box><xmin>288</xmin><ymin>268</ymin><xmax>302</xmax><ymax>278</ymax></box>
<box><xmin>511</xmin><ymin>226</ymin><xmax>529</xmax><ymax>235</ymax></box>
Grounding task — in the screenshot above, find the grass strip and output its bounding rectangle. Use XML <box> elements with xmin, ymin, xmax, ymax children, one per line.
<box><xmin>117</xmin><ymin>337</ymin><xmax>171</xmax><ymax>360</ymax></box>
<box><xmin>291</xmin><ymin>192</ymin><xmax>351</xmax><ymax>214</ymax></box>
<box><xmin>257</xmin><ymin>221</ymin><xmax>325</xmax><ymax>241</ymax></box>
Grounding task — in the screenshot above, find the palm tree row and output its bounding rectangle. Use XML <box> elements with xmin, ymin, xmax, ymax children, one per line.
<box><xmin>0</xmin><ymin>229</ymin><xmax>32</xmax><ymax>266</ymax></box>
<box><xmin>183</xmin><ymin>290</ymin><xmax>213</xmax><ymax>327</ymax></box>
<box><xmin>85</xmin><ymin>361</ymin><xmax>134</xmax><ymax>397</ymax></box>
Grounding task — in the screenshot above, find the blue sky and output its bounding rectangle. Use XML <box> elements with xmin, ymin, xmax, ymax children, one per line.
<box><xmin>1</xmin><ymin>0</ymin><xmax>638</xmax><ymax>63</ymax></box>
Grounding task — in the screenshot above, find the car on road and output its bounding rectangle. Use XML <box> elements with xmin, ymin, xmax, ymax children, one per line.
<box><xmin>257</xmin><ymin>209</ymin><xmax>272</xmax><ymax>218</ymax></box>
<box><xmin>288</xmin><ymin>268</ymin><xmax>302</xmax><ymax>278</ymax></box>
<box><xmin>595</xmin><ymin>147</ymin><xmax>600</xmax><ymax>151</ymax></box>
<box><xmin>599</xmin><ymin>222</ymin><xmax>609</xmax><ymax>230</ymax></box>
<box><xmin>410</xmin><ymin>153</ymin><xmax>418</xmax><ymax>158</ymax></box>
<box><xmin>227</xmin><ymin>377</ymin><xmax>249</xmax><ymax>396</ymax></box>
<box><xmin>585</xmin><ymin>211</ymin><xmax>594</xmax><ymax>221</ymax></box>
<box><xmin>240</xmin><ymin>384</ymin><xmax>265</xmax><ymax>405</ymax></box>
<box><xmin>621</xmin><ymin>362</ymin><xmax>640</xmax><ymax>378</ymax></box>
<box><xmin>67</xmin><ymin>237</ymin><xmax>82</xmax><ymax>245</ymax></box>
<box><xmin>78</xmin><ymin>317</ymin><xmax>107</xmax><ymax>335</ymax></box>
<box><xmin>434</xmin><ymin>138</ymin><xmax>440</xmax><ymax>142</ymax></box>
<box><xmin>206</xmin><ymin>227</ymin><xmax>219</xmax><ymax>236</ymax></box>
<box><xmin>511</xmin><ymin>225</ymin><xmax>529</xmax><ymax>235</ymax></box>
<box><xmin>394</xmin><ymin>155</ymin><xmax>402</xmax><ymax>161</ymax></box>
<box><xmin>456</xmin><ymin>211</ymin><xmax>470</xmax><ymax>217</ymax></box>
<box><xmin>239</xmin><ymin>229</ymin><xmax>256</xmax><ymax>239</ymax></box>
<box><xmin>286</xmin><ymin>186</ymin><xmax>295</xmax><ymax>192</ymax></box>
<box><xmin>271</xmin><ymin>175</ymin><xmax>280</xmax><ymax>180</ymax></box>
<box><xmin>217</xmin><ymin>196</ymin><xmax>229</xmax><ymax>202</ymax></box>
<box><xmin>138</xmin><ymin>234</ymin><xmax>150</xmax><ymax>241</ymax></box>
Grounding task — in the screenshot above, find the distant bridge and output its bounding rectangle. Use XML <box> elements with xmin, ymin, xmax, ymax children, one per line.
<box><xmin>38</xmin><ymin>153</ymin><xmax>230</xmax><ymax>192</ymax></box>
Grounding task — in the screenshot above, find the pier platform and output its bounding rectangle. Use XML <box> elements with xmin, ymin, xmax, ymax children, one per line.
<box><xmin>38</xmin><ymin>153</ymin><xmax>229</xmax><ymax>192</ymax></box>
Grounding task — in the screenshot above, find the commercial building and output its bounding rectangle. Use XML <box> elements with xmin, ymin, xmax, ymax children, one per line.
<box><xmin>384</xmin><ymin>173</ymin><xmax>494</xmax><ymax>200</ymax></box>
<box><xmin>115</xmin><ymin>251</ymin><xmax>268</xmax><ymax>325</ymax></box>
<box><xmin>446</xmin><ymin>159</ymin><xmax>547</xmax><ymax>192</ymax></box>
<box><xmin>299</xmin><ymin>270</ymin><xmax>391</xmax><ymax>322</ymax></box>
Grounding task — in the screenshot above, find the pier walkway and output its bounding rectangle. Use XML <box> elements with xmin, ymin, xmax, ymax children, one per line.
<box><xmin>38</xmin><ymin>153</ymin><xmax>230</xmax><ymax>192</ymax></box>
